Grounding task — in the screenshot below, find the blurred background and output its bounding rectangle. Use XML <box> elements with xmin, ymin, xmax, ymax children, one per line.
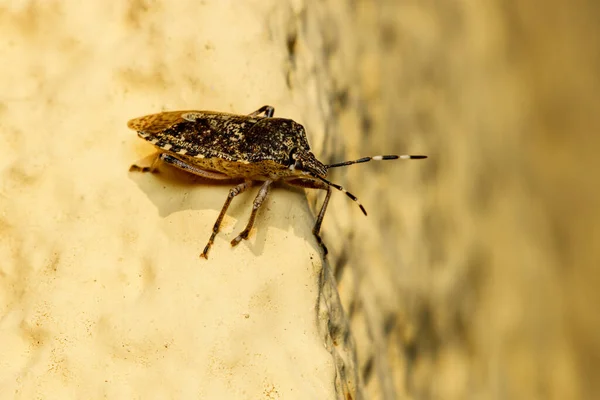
<box><xmin>327</xmin><ymin>1</ymin><xmax>600</xmax><ymax>398</ymax></box>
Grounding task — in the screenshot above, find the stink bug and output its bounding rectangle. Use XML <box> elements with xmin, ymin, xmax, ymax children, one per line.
<box><xmin>128</xmin><ymin>105</ymin><xmax>426</xmax><ymax>259</ymax></box>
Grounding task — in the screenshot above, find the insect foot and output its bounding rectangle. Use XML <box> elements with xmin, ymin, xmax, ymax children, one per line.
<box><xmin>128</xmin><ymin>105</ymin><xmax>427</xmax><ymax>259</ymax></box>
<box><xmin>129</xmin><ymin>165</ymin><xmax>154</xmax><ymax>173</ymax></box>
<box><xmin>129</xmin><ymin>153</ymin><xmax>163</xmax><ymax>173</ymax></box>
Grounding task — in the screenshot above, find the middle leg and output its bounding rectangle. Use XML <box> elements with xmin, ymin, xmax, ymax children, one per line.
<box><xmin>231</xmin><ymin>179</ymin><xmax>273</xmax><ymax>247</ymax></box>
<box><xmin>201</xmin><ymin>180</ymin><xmax>254</xmax><ymax>259</ymax></box>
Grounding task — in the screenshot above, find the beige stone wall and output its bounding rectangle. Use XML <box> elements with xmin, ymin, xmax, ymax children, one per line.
<box><xmin>1</xmin><ymin>1</ymin><xmax>598</xmax><ymax>399</ymax></box>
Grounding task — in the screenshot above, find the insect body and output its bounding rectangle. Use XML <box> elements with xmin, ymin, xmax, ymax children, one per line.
<box><xmin>128</xmin><ymin>105</ymin><xmax>426</xmax><ymax>259</ymax></box>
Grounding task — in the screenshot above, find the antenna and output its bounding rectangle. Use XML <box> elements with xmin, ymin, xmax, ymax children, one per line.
<box><xmin>313</xmin><ymin>153</ymin><xmax>427</xmax><ymax>216</ymax></box>
<box><xmin>327</xmin><ymin>154</ymin><xmax>427</xmax><ymax>169</ymax></box>
<box><xmin>312</xmin><ymin>174</ymin><xmax>368</xmax><ymax>216</ymax></box>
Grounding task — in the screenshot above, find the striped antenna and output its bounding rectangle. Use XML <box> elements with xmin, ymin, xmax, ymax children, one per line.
<box><xmin>327</xmin><ymin>154</ymin><xmax>427</xmax><ymax>169</ymax></box>
<box><xmin>312</xmin><ymin>174</ymin><xmax>368</xmax><ymax>216</ymax></box>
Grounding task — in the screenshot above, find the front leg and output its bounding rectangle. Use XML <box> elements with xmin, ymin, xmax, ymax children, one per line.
<box><xmin>285</xmin><ymin>179</ymin><xmax>331</xmax><ymax>256</ymax></box>
<box><xmin>312</xmin><ymin>186</ymin><xmax>332</xmax><ymax>256</ymax></box>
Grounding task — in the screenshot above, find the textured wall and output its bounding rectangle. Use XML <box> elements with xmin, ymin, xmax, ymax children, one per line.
<box><xmin>0</xmin><ymin>1</ymin><xmax>356</xmax><ymax>399</ymax></box>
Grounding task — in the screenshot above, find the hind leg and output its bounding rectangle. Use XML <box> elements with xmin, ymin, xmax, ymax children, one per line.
<box><xmin>129</xmin><ymin>153</ymin><xmax>232</xmax><ymax>180</ymax></box>
<box><xmin>129</xmin><ymin>153</ymin><xmax>162</xmax><ymax>173</ymax></box>
<box><xmin>248</xmin><ymin>105</ymin><xmax>274</xmax><ymax>118</ymax></box>
<box><xmin>156</xmin><ymin>153</ymin><xmax>232</xmax><ymax>180</ymax></box>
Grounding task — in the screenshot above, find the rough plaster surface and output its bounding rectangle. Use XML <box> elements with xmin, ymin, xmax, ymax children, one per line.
<box><xmin>1</xmin><ymin>1</ymin><xmax>599</xmax><ymax>400</ymax></box>
<box><xmin>0</xmin><ymin>1</ymin><xmax>357</xmax><ymax>399</ymax></box>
